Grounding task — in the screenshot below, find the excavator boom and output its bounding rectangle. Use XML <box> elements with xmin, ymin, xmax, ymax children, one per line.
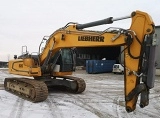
<box><xmin>5</xmin><ymin>10</ymin><xmax>156</xmax><ymax>112</ymax></box>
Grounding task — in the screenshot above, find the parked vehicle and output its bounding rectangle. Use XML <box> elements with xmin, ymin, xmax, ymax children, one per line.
<box><xmin>112</xmin><ymin>64</ymin><xmax>124</xmax><ymax>74</ymax></box>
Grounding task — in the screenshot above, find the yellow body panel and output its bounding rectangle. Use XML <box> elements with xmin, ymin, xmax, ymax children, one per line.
<box><xmin>53</xmin><ymin>72</ymin><xmax>72</xmax><ymax>76</ymax></box>
<box><xmin>9</xmin><ymin>59</ymin><xmax>41</xmax><ymax>76</ymax></box>
<box><xmin>23</xmin><ymin>58</ymin><xmax>35</xmax><ymax>67</ymax></box>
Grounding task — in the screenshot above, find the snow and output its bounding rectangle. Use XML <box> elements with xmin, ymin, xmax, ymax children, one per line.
<box><xmin>0</xmin><ymin>69</ymin><xmax>160</xmax><ymax>118</ymax></box>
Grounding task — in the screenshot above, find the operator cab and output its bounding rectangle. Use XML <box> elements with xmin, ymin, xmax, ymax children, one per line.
<box><xmin>49</xmin><ymin>48</ymin><xmax>76</xmax><ymax>73</ymax></box>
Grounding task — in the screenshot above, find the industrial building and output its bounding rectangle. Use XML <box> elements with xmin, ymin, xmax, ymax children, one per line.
<box><xmin>76</xmin><ymin>26</ymin><xmax>160</xmax><ymax>69</ymax></box>
<box><xmin>76</xmin><ymin>47</ymin><xmax>120</xmax><ymax>66</ymax></box>
<box><xmin>0</xmin><ymin>61</ymin><xmax>8</xmax><ymax>68</ymax></box>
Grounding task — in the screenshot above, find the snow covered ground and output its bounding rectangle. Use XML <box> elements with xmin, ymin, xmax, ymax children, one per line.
<box><xmin>0</xmin><ymin>69</ymin><xmax>160</xmax><ymax>118</ymax></box>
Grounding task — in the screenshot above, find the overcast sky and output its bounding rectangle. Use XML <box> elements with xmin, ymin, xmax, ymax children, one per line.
<box><xmin>0</xmin><ymin>0</ymin><xmax>160</xmax><ymax>61</ymax></box>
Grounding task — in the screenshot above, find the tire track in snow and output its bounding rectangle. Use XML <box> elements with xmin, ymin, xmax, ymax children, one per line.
<box><xmin>90</xmin><ymin>91</ymin><xmax>125</xmax><ymax>106</ymax></box>
<box><xmin>135</xmin><ymin>109</ymin><xmax>160</xmax><ymax>118</ymax></box>
<box><xmin>8</xmin><ymin>98</ymin><xmax>24</xmax><ymax>118</ymax></box>
<box><xmin>113</xmin><ymin>97</ymin><xmax>120</xmax><ymax>117</ymax></box>
<box><xmin>45</xmin><ymin>95</ymin><xmax>63</xmax><ymax>118</ymax></box>
<box><xmin>67</xmin><ymin>94</ymin><xmax>113</xmax><ymax>118</ymax></box>
<box><xmin>149</xmin><ymin>97</ymin><xmax>160</xmax><ymax>115</ymax></box>
<box><xmin>94</xmin><ymin>91</ymin><xmax>160</xmax><ymax>117</ymax></box>
<box><xmin>16</xmin><ymin>99</ymin><xmax>24</xmax><ymax>118</ymax></box>
<box><xmin>8</xmin><ymin>98</ymin><xmax>20</xmax><ymax>118</ymax></box>
<box><xmin>113</xmin><ymin>96</ymin><xmax>131</xmax><ymax>118</ymax></box>
<box><xmin>84</xmin><ymin>91</ymin><xmax>129</xmax><ymax>118</ymax></box>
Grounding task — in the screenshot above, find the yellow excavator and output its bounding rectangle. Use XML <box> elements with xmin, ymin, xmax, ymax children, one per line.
<box><xmin>4</xmin><ymin>10</ymin><xmax>157</xmax><ymax>112</ymax></box>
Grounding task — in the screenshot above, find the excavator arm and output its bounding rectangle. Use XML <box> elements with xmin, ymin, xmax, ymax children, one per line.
<box><xmin>7</xmin><ymin>10</ymin><xmax>156</xmax><ymax>112</ymax></box>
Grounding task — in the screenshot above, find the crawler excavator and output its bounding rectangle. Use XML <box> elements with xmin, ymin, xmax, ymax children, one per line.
<box><xmin>4</xmin><ymin>10</ymin><xmax>157</xmax><ymax>112</ymax></box>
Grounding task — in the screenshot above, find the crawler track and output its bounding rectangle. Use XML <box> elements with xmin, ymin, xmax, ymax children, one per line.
<box><xmin>56</xmin><ymin>75</ymin><xmax>86</xmax><ymax>93</ymax></box>
<box><xmin>4</xmin><ymin>78</ymin><xmax>48</xmax><ymax>102</ymax></box>
<box><xmin>4</xmin><ymin>76</ymin><xmax>86</xmax><ymax>102</ymax></box>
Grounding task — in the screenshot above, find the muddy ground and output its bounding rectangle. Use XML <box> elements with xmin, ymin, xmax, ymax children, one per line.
<box><xmin>0</xmin><ymin>69</ymin><xmax>160</xmax><ymax>118</ymax></box>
